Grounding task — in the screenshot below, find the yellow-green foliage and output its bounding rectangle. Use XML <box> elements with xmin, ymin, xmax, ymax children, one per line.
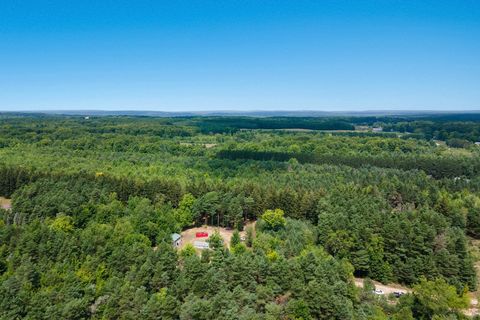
<box><xmin>261</xmin><ymin>208</ymin><xmax>286</xmax><ymax>231</ymax></box>
<box><xmin>49</xmin><ymin>215</ymin><xmax>74</xmax><ymax>233</ymax></box>
<box><xmin>413</xmin><ymin>277</ymin><xmax>470</xmax><ymax>315</ymax></box>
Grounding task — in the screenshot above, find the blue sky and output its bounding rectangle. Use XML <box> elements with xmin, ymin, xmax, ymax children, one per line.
<box><xmin>0</xmin><ymin>0</ymin><xmax>479</xmax><ymax>111</ymax></box>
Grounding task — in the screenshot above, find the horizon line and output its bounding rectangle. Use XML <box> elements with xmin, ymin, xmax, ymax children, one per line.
<box><xmin>1</xmin><ymin>108</ymin><xmax>480</xmax><ymax>113</ymax></box>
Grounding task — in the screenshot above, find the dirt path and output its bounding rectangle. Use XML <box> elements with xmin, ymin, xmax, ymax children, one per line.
<box><xmin>355</xmin><ymin>277</ymin><xmax>479</xmax><ymax>316</ymax></box>
<box><xmin>464</xmin><ymin>296</ymin><xmax>479</xmax><ymax>317</ymax></box>
<box><xmin>354</xmin><ymin>278</ymin><xmax>410</xmax><ymax>295</ymax></box>
<box><xmin>467</xmin><ymin>238</ymin><xmax>480</xmax><ymax>317</ymax></box>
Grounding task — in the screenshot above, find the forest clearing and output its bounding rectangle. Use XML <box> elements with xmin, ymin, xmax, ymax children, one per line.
<box><xmin>178</xmin><ymin>221</ymin><xmax>256</xmax><ymax>250</ymax></box>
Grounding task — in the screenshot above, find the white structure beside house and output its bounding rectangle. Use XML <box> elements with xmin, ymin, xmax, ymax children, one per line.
<box><xmin>193</xmin><ymin>241</ymin><xmax>209</xmax><ymax>249</ymax></box>
<box><xmin>171</xmin><ymin>233</ymin><xmax>182</xmax><ymax>248</ymax></box>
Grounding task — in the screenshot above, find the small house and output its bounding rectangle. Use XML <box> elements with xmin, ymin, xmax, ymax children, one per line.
<box><xmin>372</xmin><ymin>127</ymin><xmax>383</xmax><ymax>132</ymax></box>
<box><xmin>171</xmin><ymin>233</ymin><xmax>182</xmax><ymax>248</ymax></box>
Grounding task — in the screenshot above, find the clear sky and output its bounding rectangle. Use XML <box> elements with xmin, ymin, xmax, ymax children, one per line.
<box><xmin>0</xmin><ymin>0</ymin><xmax>479</xmax><ymax>111</ymax></box>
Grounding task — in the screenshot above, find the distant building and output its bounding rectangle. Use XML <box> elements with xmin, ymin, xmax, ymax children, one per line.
<box><xmin>355</xmin><ymin>125</ymin><xmax>369</xmax><ymax>132</ymax></box>
<box><xmin>372</xmin><ymin>127</ymin><xmax>383</xmax><ymax>132</ymax></box>
<box><xmin>475</xmin><ymin>142</ymin><xmax>480</xmax><ymax>146</ymax></box>
<box><xmin>171</xmin><ymin>233</ymin><xmax>182</xmax><ymax>247</ymax></box>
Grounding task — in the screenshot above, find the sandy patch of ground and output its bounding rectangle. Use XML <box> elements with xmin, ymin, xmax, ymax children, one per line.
<box><xmin>465</xmin><ymin>295</ymin><xmax>479</xmax><ymax>317</ymax></box>
<box><xmin>0</xmin><ymin>197</ymin><xmax>11</xmax><ymax>210</ymax></box>
<box><xmin>179</xmin><ymin>221</ymin><xmax>255</xmax><ymax>250</ymax></box>
<box><xmin>179</xmin><ymin>142</ymin><xmax>218</xmax><ymax>148</ymax></box>
<box><xmin>466</xmin><ymin>238</ymin><xmax>480</xmax><ymax>316</ymax></box>
<box><xmin>354</xmin><ymin>278</ymin><xmax>411</xmax><ymax>295</ymax></box>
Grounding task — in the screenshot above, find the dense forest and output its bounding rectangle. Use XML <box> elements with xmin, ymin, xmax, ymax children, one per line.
<box><xmin>1</xmin><ymin>114</ymin><xmax>480</xmax><ymax>319</ymax></box>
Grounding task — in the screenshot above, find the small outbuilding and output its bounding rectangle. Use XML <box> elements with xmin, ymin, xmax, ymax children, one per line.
<box><xmin>171</xmin><ymin>233</ymin><xmax>182</xmax><ymax>248</ymax></box>
<box><xmin>194</xmin><ymin>241</ymin><xmax>209</xmax><ymax>249</ymax></box>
